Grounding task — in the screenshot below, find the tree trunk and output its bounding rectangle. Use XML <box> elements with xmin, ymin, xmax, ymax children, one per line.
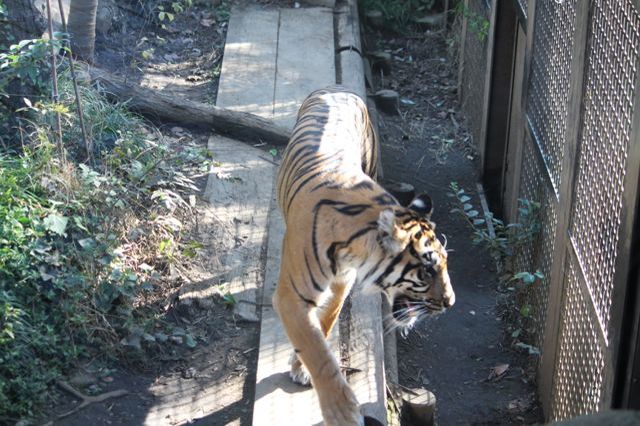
<box><xmin>89</xmin><ymin>67</ymin><xmax>292</xmax><ymax>146</ymax></box>
<box><xmin>1</xmin><ymin>0</ymin><xmax>46</xmax><ymax>43</ymax></box>
<box><xmin>67</xmin><ymin>0</ymin><xmax>98</xmax><ymax>63</ymax></box>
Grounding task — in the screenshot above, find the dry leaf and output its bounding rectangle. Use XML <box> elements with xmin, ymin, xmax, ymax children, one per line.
<box><xmin>488</xmin><ymin>363</ymin><xmax>509</xmax><ymax>380</ymax></box>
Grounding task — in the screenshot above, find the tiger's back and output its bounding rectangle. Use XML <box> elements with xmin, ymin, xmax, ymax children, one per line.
<box><xmin>276</xmin><ymin>87</ymin><xmax>379</xmax><ymax>218</ymax></box>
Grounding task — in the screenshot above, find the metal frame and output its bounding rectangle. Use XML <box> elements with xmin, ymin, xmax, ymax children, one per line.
<box><xmin>482</xmin><ymin>0</ymin><xmax>519</xmax><ymax>213</ymax></box>
<box><xmin>612</xmin><ymin>0</ymin><xmax>640</xmax><ymax>405</ymax></box>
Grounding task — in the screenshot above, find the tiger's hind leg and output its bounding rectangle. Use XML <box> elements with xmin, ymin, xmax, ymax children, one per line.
<box><xmin>290</xmin><ymin>280</ymin><xmax>354</xmax><ymax>385</ymax></box>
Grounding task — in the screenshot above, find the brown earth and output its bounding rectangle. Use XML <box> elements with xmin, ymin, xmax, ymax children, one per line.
<box><xmin>364</xmin><ymin>19</ymin><xmax>544</xmax><ymax>426</ymax></box>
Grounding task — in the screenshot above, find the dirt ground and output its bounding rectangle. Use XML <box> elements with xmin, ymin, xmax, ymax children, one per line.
<box><xmin>365</xmin><ymin>24</ymin><xmax>544</xmax><ymax>426</ymax></box>
<box><xmin>41</xmin><ymin>1</ymin><xmax>543</xmax><ymax>425</ymax></box>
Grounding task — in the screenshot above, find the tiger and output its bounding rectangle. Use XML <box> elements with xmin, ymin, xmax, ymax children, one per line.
<box><xmin>272</xmin><ymin>86</ymin><xmax>455</xmax><ymax>426</ymax></box>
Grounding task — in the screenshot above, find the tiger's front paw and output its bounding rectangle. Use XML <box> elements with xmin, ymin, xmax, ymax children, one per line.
<box><xmin>320</xmin><ymin>383</ymin><xmax>363</xmax><ymax>426</ymax></box>
<box><xmin>289</xmin><ymin>352</ymin><xmax>311</xmax><ymax>386</ymax></box>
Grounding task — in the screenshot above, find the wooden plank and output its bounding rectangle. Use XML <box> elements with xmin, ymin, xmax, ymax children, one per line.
<box><xmin>339</xmin><ymin>50</ymin><xmax>366</xmax><ymax>100</ymax></box>
<box><xmin>201</xmin><ymin>136</ymin><xmax>276</xmax><ymax>322</ymax></box>
<box><xmin>346</xmin><ymin>290</ymin><xmax>387</xmax><ymax>424</ymax></box>
<box><xmin>274</xmin><ymin>7</ymin><xmax>336</xmax><ymax>129</ymax></box>
<box><xmin>217</xmin><ymin>6</ymin><xmax>279</xmax><ymax>118</ymax></box>
<box><xmin>149</xmin><ymin>136</ymin><xmax>275</xmax><ymax>424</ymax></box>
<box><xmin>502</xmin><ymin>25</ymin><xmax>526</xmax><ymax>224</ymax></box>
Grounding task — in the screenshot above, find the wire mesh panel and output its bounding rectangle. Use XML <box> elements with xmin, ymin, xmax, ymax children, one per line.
<box><xmin>525</xmin><ymin>0</ymin><xmax>578</xmax><ymax>195</ymax></box>
<box><xmin>568</xmin><ymin>0</ymin><xmax>640</xmax><ymax>342</ymax></box>
<box><xmin>517</xmin><ymin>0</ymin><xmax>527</xmax><ymax>20</ymax></box>
<box><xmin>549</xmin><ymin>0</ymin><xmax>640</xmax><ymax>419</ymax></box>
<box><xmin>551</xmin><ymin>257</ymin><xmax>606</xmax><ymax>420</ymax></box>
<box><xmin>460</xmin><ymin>1</ymin><xmax>490</xmax><ymax>145</ymax></box>
<box><xmin>515</xmin><ymin>136</ymin><xmax>556</xmax><ymax>350</ymax></box>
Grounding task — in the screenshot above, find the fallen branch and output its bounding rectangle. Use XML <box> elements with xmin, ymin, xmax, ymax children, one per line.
<box><xmin>88</xmin><ymin>67</ymin><xmax>291</xmax><ymax>145</ymax></box>
<box><xmin>56</xmin><ymin>380</ymin><xmax>129</xmax><ymax>420</ymax></box>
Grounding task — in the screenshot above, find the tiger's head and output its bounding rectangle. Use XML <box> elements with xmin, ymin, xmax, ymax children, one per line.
<box><xmin>376</xmin><ymin>194</ymin><xmax>455</xmax><ymax>334</ymax></box>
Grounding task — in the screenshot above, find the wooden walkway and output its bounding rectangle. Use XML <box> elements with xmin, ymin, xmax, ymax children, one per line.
<box><xmin>212</xmin><ymin>2</ymin><xmax>387</xmax><ymax>425</ymax></box>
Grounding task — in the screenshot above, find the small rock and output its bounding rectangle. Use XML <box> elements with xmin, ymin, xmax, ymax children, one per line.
<box><xmin>69</xmin><ymin>371</ymin><xmax>98</xmax><ymax>387</ymax></box>
<box><xmin>372</xmin><ymin>89</ymin><xmax>400</xmax><ymax>115</ymax></box>
<box><xmin>365</xmin><ymin>10</ymin><xmax>384</xmax><ymax>30</ymax></box>
<box><xmin>368</xmin><ymin>51</ymin><xmax>392</xmax><ymax>76</ymax></box>
<box><xmin>414</xmin><ymin>13</ymin><xmax>446</xmax><ymax>30</ymax></box>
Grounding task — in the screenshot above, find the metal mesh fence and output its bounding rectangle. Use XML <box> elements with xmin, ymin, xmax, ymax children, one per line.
<box><xmin>504</xmin><ymin>0</ymin><xmax>639</xmax><ymax>419</ymax></box>
<box><xmin>551</xmin><ymin>258</ymin><xmax>606</xmax><ymax>420</ymax></box>
<box><xmin>525</xmin><ymin>0</ymin><xmax>578</xmax><ymax>195</ymax></box>
<box><xmin>514</xmin><ymin>136</ymin><xmax>556</xmax><ymax>351</ymax></box>
<box><xmin>568</xmin><ymin>0</ymin><xmax>640</xmax><ymax>341</ymax></box>
<box><xmin>460</xmin><ymin>1</ymin><xmax>490</xmax><ymax>145</ymax></box>
<box><xmin>517</xmin><ymin>0</ymin><xmax>527</xmax><ymax>19</ymax></box>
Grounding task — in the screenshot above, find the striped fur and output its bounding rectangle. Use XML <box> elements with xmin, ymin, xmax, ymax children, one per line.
<box><xmin>272</xmin><ymin>87</ymin><xmax>454</xmax><ymax>426</ymax></box>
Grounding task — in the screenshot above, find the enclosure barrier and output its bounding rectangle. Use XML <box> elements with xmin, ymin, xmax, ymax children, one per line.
<box><xmin>458</xmin><ymin>0</ymin><xmax>640</xmax><ymax>420</ymax></box>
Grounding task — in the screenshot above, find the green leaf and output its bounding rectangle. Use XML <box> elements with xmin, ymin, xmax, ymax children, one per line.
<box><xmin>520</xmin><ymin>304</ymin><xmax>531</xmax><ymax>318</ymax></box>
<box><xmin>459</xmin><ymin>195</ymin><xmax>471</xmax><ymax>203</ymax></box>
<box><xmin>43</xmin><ymin>213</ymin><xmax>68</xmax><ymax>235</ymax></box>
<box><xmin>472</xmin><ymin>218</ymin><xmax>485</xmax><ymax>226</ymax></box>
<box><xmin>515</xmin><ymin>342</ymin><xmax>540</xmax><ymax>355</ymax></box>
<box><xmin>466</xmin><ymin>210</ymin><xmax>479</xmax><ymax>218</ymax></box>
<box><xmin>184</xmin><ymin>334</ymin><xmax>197</xmax><ymax>348</ymax></box>
<box><xmin>77</xmin><ymin>238</ymin><xmax>96</xmax><ymax>249</ymax></box>
<box><xmin>223</xmin><ymin>293</ymin><xmax>236</xmax><ymax>306</ymax></box>
<box><xmin>512</xmin><ymin>271</ymin><xmax>538</xmax><ymax>284</ymax></box>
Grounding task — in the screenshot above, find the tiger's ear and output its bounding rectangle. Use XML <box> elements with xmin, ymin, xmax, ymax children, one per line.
<box><xmin>408</xmin><ymin>193</ymin><xmax>433</xmax><ymax>219</ymax></box>
<box><xmin>377</xmin><ymin>209</ymin><xmax>410</xmax><ymax>254</ymax></box>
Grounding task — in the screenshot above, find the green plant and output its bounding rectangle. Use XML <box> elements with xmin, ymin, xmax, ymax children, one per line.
<box><xmin>0</xmin><ymin>65</ymin><xmax>213</xmax><ymax>421</ymax></box>
<box><xmin>156</xmin><ymin>0</ymin><xmax>192</xmax><ymax>24</ymax></box>
<box><xmin>360</xmin><ymin>0</ymin><xmax>437</xmax><ymax>32</ymax></box>
<box><xmin>0</xmin><ymin>37</ymin><xmax>64</xmax><ymax>93</ymax></box>
<box><xmin>448</xmin><ymin>182</ymin><xmax>540</xmax><ymax>265</ymax></box>
<box><xmin>455</xmin><ymin>3</ymin><xmax>490</xmax><ymax>41</ymax></box>
<box><xmin>509</xmin><ymin>270</ymin><xmax>544</xmax><ymax>316</ymax></box>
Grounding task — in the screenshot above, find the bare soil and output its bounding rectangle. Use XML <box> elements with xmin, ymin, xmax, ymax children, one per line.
<box><xmin>364</xmin><ymin>22</ymin><xmax>544</xmax><ymax>426</ymax></box>
<box><xmin>42</xmin><ymin>2</ymin><xmax>543</xmax><ymax>425</ymax></box>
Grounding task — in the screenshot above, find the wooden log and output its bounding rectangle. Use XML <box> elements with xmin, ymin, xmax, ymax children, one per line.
<box><xmin>88</xmin><ymin>68</ymin><xmax>291</xmax><ymax>145</ymax></box>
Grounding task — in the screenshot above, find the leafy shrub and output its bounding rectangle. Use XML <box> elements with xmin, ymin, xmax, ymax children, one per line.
<box><xmin>0</xmin><ymin>63</ymin><xmax>211</xmax><ymax>421</ymax></box>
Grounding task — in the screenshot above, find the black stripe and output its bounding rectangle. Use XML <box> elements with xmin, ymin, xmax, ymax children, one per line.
<box><xmin>326</xmin><ymin>224</ymin><xmax>378</xmax><ymax>275</ymax></box>
<box><xmin>362</xmin><ymin>257</ymin><xmax>385</xmax><ymax>282</ymax></box>
<box><xmin>304</xmin><ymin>254</ymin><xmax>326</xmax><ymax>292</ymax></box>
<box><xmin>289</xmin><ymin>274</ymin><xmax>318</xmax><ymax>307</ymax></box>
<box><xmin>326</xmin><ymin>242</ymin><xmax>341</xmax><ymax>275</ymax></box>
<box><xmin>333</xmin><ymin>203</ymin><xmax>371</xmax><ymax>216</ymax></box>
<box><xmin>353</xmin><ymin>180</ymin><xmax>374</xmax><ymax>191</ymax></box>
<box><xmin>286</xmin><ymin>154</ymin><xmax>342</xmax><ymax>213</ymax></box>
<box><xmin>375</xmin><ymin>252</ymin><xmax>405</xmax><ymax>287</ymax></box>
<box><xmin>400</xmin><ymin>262</ymin><xmax>421</xmax><ymax>280</ymax></box>
<box><xmin>373</xmin><ymin>193</ymin><xmax>397</xmax><ymax>206</ymax></box>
